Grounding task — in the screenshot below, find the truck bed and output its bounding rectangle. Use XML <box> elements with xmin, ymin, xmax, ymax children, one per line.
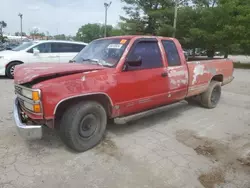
<box><xmin>186</xmin><ymin>58</ymin><xmax>234</xmax><ymax>97</ymax></box>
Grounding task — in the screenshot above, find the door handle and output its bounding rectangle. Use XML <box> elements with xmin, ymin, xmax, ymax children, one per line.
<box><xmin>161</xmin><ymin>72</ymin><xmax>168</xmax><ymax>77</ymax></box>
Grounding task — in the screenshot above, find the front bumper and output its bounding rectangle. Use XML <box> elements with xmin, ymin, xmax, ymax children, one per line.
<box><xmin>13</xmin><ymin>97</ymin><xmax>43</xmax><ymax>140</ymax></box>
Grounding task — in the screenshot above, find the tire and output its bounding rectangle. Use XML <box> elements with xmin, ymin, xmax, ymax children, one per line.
<box><xmin>59</xmin><ymin>101</ymin><xmax>107</xmax><ymax>152</ymax></box>
<box><xmin>200</xmin><ymin>81</ymin><xmax>221</xmax><ymax>109</ymax></box>
<box><xmin>6</xmin><ymin>62</ymin><xmax>21</xmax><ymax>79</ymax></box>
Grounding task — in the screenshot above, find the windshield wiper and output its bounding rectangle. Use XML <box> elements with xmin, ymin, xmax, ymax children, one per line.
<box><xmin>81</xmin><ymin>58</ymin><xmax>104</xmax><ymax>66</ymax></box>
<box><xmin>81</xmin><ymin>58</ymin><xmax>113</xmax><ymax>67</ymax></box>
<box><xmin>69</xmin><ymin>59</ymin><xmax>75</xmax><ymax>63</ymax></box>
<box><xmin>82</xmin><ymin>58</ymin><xmax>99</xmax><ymax>62</ymax></box>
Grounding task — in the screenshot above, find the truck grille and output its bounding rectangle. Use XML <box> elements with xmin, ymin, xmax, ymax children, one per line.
<box><xmin>15</xmin><ymin>85</ymin><xmax>22</xmax><ymax>95</ymax></box>
<box><xmin>18</xmin><ymin>98</ymin><xmax>24</xmax><ymax>106</ymax></box>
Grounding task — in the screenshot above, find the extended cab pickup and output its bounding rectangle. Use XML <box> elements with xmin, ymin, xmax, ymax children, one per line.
<box><xmin>13</xmin><ymin>36</ymin><xmax>234</xmax><ymax>152</ymax></box>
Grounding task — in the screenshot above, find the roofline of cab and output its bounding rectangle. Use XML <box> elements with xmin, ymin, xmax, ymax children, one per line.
<box><xmin>94</xmin><ymin>35</ymin><xmax>175</xmax><ymax>41</ymax></box>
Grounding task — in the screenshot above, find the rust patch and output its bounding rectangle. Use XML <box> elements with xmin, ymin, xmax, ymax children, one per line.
<box><xmin>198</xmin><ymin>168</ymin><xmax>225</xmax><ymax>188</ymax></box>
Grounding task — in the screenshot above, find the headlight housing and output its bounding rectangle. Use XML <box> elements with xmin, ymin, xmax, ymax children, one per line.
<box><xmin>21</xmin><ymin>89</ymin><xmax>40</xmax><ymax>101</ymax></box>
<box><xmin>23</xmin><ymin>101</ymin><xmax>41</xmax><ymax>113</ymax></box>
<box><xmin>15</xmin><ymin>85</ymin><xmax>42</xmax><ymax>113</ymax></box>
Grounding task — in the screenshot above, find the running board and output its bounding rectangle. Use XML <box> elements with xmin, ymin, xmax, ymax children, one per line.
<box><xmin>114</xmin><ymin>100</ymin><xmax>187</xmax><ymax>124</ymax></box>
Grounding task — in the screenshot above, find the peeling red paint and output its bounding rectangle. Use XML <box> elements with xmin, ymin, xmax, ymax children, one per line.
<box><xmin>186</xmin><ymin>59</ymin><xmax>234</xmax><ymax>97</ymax></box>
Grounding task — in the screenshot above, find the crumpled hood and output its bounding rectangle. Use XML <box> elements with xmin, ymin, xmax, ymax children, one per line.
<box><xmin>14</xmin><ymin>63</ymin><xmax>106</xmax><ymax>84</ymax></box>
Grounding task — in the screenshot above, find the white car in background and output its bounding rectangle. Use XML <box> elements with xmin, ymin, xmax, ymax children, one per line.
<box><xmin>0</xmin><ymin>40</ymin><xmax>88</xmax><ymax>78</ymax></box>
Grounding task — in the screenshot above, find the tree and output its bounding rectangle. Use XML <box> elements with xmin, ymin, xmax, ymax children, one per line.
<box><xmin>217</xmin><ymin>0</ymin><xmax>250</xmax><ymax>55</ymax></box>
<box><xmin>15</xmin><ymin>32</ymin><xmax>26</xmax><ymax>36</ymax></box>
<box><xmin>0</xmin><ymin>21</ymin><xmax>7</xmax><ymax>42</ymax></box>
<box><xmin>184</xmin><ymin>0</ymin><xmax>250</xmax><ymax>56</ymax></box>
<box><xmin>120</xmin><ymin>0</ymin><xmax>167</xmax><ymax>35</ymax></box>
<box><xmin>0</xmin><ymin>21</ymin><xmax>7</xmax><ymax>33</ymax></box>
<box><xmin>111</xmin><ymin>25</ymin><xmax>126</xmax><ymax>36</ymax></box>
<box><xmin>192</xmin><ymin>0</ymin><xmax>218</xmax><ymax>7</ymax></box>
<box><xmin>119</xmin><ymin>0</ymin><xmax>190</xmax><ymax>36</ymax></box>
<box><xmin>120</xmin><ymin>0</ymin><xmax>250</xmax><ymax>56</ymax></box>
<box><xmin>54</xmin><ymin>34</ymin><xmax>66</xmax><ymax>40</ymax></box>
<box><xmin>30</xmin><ymin>28</ymin><xmax>45</xmax><ymax>39</ymax></box>
<box><xmin>76</xmin><ymin>23</ymin><xmax>113</xmax><ymax>43</ymax></box>
<box><xmin>119</xmin><ymin>5</ymin><xmax>145</xmax><ymax>35</ymax></box>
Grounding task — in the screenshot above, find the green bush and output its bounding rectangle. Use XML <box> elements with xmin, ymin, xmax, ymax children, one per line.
<box><xmin>234</xmin><ymin>62</ymin><xmax>250</xmax><ymax>69</ymax></box>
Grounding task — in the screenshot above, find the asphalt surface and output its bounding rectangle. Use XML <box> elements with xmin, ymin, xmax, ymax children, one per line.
<box><xmin>0</xmin><ymin>69</ymin><xmax>250</xmax><ymax>188</ymax></box>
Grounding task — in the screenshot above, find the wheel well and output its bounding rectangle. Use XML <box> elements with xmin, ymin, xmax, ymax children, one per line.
<box><xmin>6</xmin><ymin>61</ymin><xmax>24</xmax><ymax>71</ymax></box>
<box><xmin>7</xmin><ymin>61</ymin><xmax>24</xmax><ymax>67</ymax></box>
<box><xmin>54</xmin><ymin>94</ymin><xmax>113</xmax><ymax>130</ymax></box>
<box><xmin>5</xmin><ymin>61</ymin><xmax>24</xmax><ymax>75</ymax></box>
<box><xmin>211</xmin><ymin>74</ymin><xmax>223</xmax><ymax>82</ymax></box>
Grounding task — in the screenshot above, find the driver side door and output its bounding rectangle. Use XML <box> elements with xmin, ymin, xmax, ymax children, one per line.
<box><xmin>26</xmin><ymin>43</ymin><xmax>59</xmax><ymax>63</ymax></box>
<box><xmin>114</xmin><ymin>38</ymin><xmax>170</xmax><ymax>116</ymax></box>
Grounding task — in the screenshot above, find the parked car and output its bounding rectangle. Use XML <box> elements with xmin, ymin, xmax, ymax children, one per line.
<box><xmin>0</xmin><ymin>40</ymin><xmax>88</xmax><ymax>78</ymax></box>
<box><xmin>183</xmin><ymin>50</ymin><xmax>189</xmax><ymax>60</ymax></box>
<box><xmin>6</xmin><ymin>43</ymin><xmax>20</xmax><ymax>50</ymax></box>
<box><xmin>13</xmin><ymin>36</ymin><xmax>234</xmax><ymax>152</ymax></box>
<box><xmin>0</xmin><ymin>41</ymin><xmax>24</xmax><ymax>51</ymax></box>
<box><xmin>215</xmin><ymin>51</ymin><xmax>221</xmax><ymax>56</ymax></box>
<box><xmin>200</xmin><ymin>50</ymin><xmax>207</xmax><ymax>56</ymax></box>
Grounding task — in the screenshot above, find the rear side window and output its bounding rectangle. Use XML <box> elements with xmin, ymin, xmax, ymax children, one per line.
<box><xmin>162</xmin><ymin>40</ymin><xmax>181</xmax><ymax>66</ymax></box>
<box><xmin>74</xmin><ymin>44</ymin><xmax>86</xmax><ymax>52</ymax></box>
<box><xmin>51</xmin><ymin>43</ymin><xmax>86</xmax><ymax>53</ymax></box>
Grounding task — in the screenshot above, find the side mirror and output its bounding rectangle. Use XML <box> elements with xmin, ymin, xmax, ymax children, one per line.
<box><xmin>126</xmin><ymin>55</ymin><xmax>142</xmax><ymax>67</ymax></box>
<box><xmin>33</xmin><ymin>48</ymin><xmax>40</xmax><ymax>55</ymax></box>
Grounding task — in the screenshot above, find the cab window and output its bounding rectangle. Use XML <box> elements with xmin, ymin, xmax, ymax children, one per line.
<box><xmin>126</xmin><ymin>41</ymin><xmax>163</xmax><ymax>70</ymax></box>
<box><xmin>162</xmin><ymin>40</ymin><xmax>181</xmax><ymax>66</ymax></box>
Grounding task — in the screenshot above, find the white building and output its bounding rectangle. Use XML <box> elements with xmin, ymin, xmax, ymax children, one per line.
<box><xmin>3</xmin><ymin>34</ymin><xmax>28</xmax><ymax>42</ymax></box>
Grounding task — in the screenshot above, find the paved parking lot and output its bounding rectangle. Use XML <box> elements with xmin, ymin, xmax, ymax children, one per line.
<box><xmin>0</xmin><ymin>69</ymin><xmax>250</xmax><ymax>188</ymax></box>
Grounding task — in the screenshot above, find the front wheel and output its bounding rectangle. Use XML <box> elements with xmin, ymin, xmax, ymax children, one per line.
<box><xmin>59</xmin><ymin>101</ymin><xmax>107</xmax><ymax>152</ymax></box>
<box><xmin>201</xmin><ymin>81</ymin><xmax>221</xmax><ymax>109</ymax></box>
<box><xmin>6</xmin><ymin>62</ymin><xmax>21</xmax><ymax>79</ymax></box>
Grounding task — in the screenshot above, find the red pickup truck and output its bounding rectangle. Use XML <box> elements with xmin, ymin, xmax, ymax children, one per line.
<box><xmin>13</xmin><ymin>36</ymin><xmax>234</xmax><ymax>152</ymax></box>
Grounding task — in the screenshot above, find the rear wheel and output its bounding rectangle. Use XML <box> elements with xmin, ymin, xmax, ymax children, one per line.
<box><xmin>6</xmin><ymin>62</ymin><xmax>21</xmax><ymax>79</ymax></box>
<box><xmin>201</xmin><ymin>81</ymin><xmax>221</xmax><ymax>109</ymax></box>
<box><xmin>59</xmin><ymin>101</ymin><xmax>107</xmax><ymax>152</ymax></box>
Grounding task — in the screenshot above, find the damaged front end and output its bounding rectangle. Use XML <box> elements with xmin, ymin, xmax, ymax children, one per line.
<box><xmin>13</xmin><ymin>84</ymin><xmax>45</xmax><ymax>139</ymax></box>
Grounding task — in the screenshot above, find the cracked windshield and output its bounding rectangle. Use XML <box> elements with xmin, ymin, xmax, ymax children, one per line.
<box><xmin>73</xmin><ymin>38</ymin><xmax>130</xmax><ymax>67</ymax></box>
<box><xmin>0</xmin><ymin>0</ymin><xmax>250</xmax><ymax>188</ymax></box>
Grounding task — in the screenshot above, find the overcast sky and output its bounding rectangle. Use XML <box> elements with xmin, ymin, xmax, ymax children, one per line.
<box><xmin>1</xmin><ymin>0</ymin><xmax>125</xmax><ymax>36</ymax></box>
